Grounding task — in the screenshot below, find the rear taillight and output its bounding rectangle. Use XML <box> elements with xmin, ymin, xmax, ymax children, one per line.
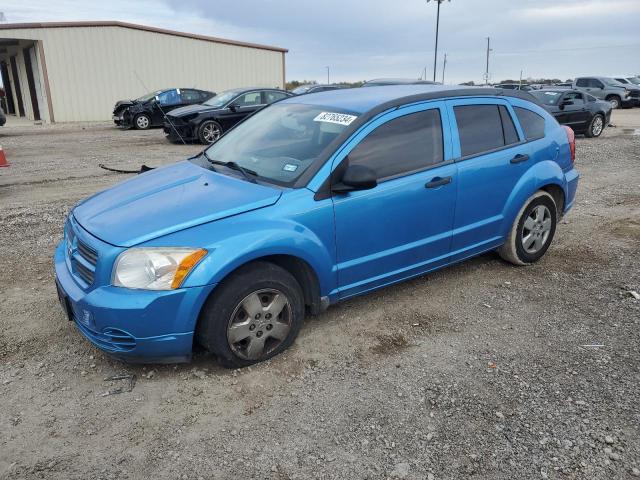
<box><xmin>564</xmin><ymin>126</ymin><xmax>575</xmax><ymax>164</ymax></box>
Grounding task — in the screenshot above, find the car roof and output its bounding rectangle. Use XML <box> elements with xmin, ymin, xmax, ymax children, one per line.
<box><xmin>364</xmin><ymin>78</ymin><xmax>437</xmax><ymax>85</ymax></box>
<box><xmin>279</xmin><ymin>84</ymin><xmax>538</xmax><ymax>114</ymax></box>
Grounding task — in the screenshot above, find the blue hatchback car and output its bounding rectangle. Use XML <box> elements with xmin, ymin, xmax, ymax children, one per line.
<box><xmin>55</xmin><ymin>85</ymin><xmax>579</xmax><ymax>367</ymax></box>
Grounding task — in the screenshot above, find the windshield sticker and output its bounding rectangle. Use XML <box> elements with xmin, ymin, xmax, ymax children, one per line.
<box><xmin>313</xmin><ymin>112</ymin><xmax>358</xmax><ymax>126</ymax></box>
<box><xmin>283</xmin><ymin>164</ymin><xmax>298</xmax><ymax>172</ymax></box>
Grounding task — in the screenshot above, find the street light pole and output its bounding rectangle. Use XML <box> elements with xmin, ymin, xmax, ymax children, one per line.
<box><xmin>326</xmin><ymin>66</ymin><xmax>330</xmax><ymax>85</ymax></box>
<box><xmin>442</xmin><ymin>53</ymin><xmax>447</xmax><ymax>84</ymax></box>
<box><xmin>427</xmin><ymin>0</ymin><xmax>450</xmax><ymax>83</ymax></box>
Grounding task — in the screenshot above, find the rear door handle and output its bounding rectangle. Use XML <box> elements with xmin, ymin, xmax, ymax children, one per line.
<box><xmin>425</xmin><ymin>176</ymin><xmax>452</xmax><ymax>188</ymax></box>
<box><xmin>510</xmin><ymin>154</ymin><xmax>530</xmax><ymax>164</ymax></box>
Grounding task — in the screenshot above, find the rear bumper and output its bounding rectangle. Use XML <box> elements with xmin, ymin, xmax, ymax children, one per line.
<box><xmin>563</xmin><ymin>167</ymin><xmax>580</xmax><ymax>214</ymax></box>
<box><xmin>54</xmin><ymin>243</ymin><xmax>216</xmax><ymax>363</ymax></box>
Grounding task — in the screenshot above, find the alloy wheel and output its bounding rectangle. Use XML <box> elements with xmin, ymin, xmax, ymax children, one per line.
<box><xmin>136</xmin><ymin>115</ymin><xmax>150</xmax><ymax>129</ymax></box>
<box><xmin>521</xmin><ymin>205</ymin><xmax>552</xmax><ymax>254</ymax></box>
<box><xmin>609</xmin><ymin>98</ymin><xmax>620</xmax><ymax>109</ymax></box>
<box><xmin>591</xmin><ymin>116</ymin><xmax>604</xmax><ymax>136</ymax></box>
<box><xmin>227</xmin><ymin>289</ymin><xmax>292</xmax><ymax>361</ymax></box>
<box><xmin>203</xmin><ymin>123</ymin><xmax>222</xmax><ymax>143</ymax></box>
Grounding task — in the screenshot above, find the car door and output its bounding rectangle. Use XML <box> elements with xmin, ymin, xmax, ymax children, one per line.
<box><xmin>582</xmin><ymin>78</ymin><xmax>605</xmax><ymax>100</ymax></box>
<box><xmin>217</xmin><ymin>91</ymin><xmax>265</xmax><ymax>130</ymax></box>
<box><xmin>559</xmin><ymin>91</ymin><xmax>590</xmax><ymax>128</ymax></box>
<box><xmin>446</xmin><ymin>99</ymin><xmax>531</xmax><ymax>260</ymax></box>
<box><xmin>331</xmin><ymin>102</ymin><xmax>458</xmax><ymax>299</ymax></box>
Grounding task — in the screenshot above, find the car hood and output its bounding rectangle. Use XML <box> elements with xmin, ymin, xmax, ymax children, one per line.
<box><xmin>73</xmin><ymin>160</ymin><xmax>282</xmax><ymax>247</ymax></box>
<box><xmin>169</xmin><ymin>104</ymin><xmax>222</xmax><ymax>117</ymax></box>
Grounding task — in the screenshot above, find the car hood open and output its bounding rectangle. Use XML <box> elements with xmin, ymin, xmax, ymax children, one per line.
<box><xmin>73</xmin><ymin>160</ymin><xmax>282</xmax><ymax>247</ymax></box>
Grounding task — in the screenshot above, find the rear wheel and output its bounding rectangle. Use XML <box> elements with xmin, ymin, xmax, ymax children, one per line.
<box><xmin>585</xmin><ymin>113</ymin><xmax>604</xmax><ymax>138</ymax></box>
<box><xmin>196</xmin><ymin>262</ymin><xmax>305</xmax><ymax>368</ymax></box>
<box><xmin>198</xmin><ymin>120</ymin><xmax>223</xmax><ymax>144</ymax></box>
<box><xmin>133</xmin><ymin>113</ymin><xmax>151</xmax><ymax>130</ymax></box>
<box><xmin>605</xmin><ymin>95</ymin><xmax>621</xmax><ymax>109</ymax></box>
<box><xmin>498</xmin><ymin>191</ymin><xmax>557</xmax><ymax>265</ymax></box>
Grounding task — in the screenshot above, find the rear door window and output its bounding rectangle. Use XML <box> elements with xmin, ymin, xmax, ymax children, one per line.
<box><xmin>454</xmin><ymin>105</ymin><xmax>507</xmax><ymax>157</ymax></box>
<box><xmin>348</xmin><ymin>108</ymin><xmax>444</xmax><ymax>180</ymax></box>
<box><xmin>575</xmin><ymin>78</ymin><xmax>589</xmax><ymax>88</ymax></box>
<box><xmin>264</xmin><ymin>91</ymin><xmax>289</xmax><ymax>104</ymax></box>
<box><xmin>514</xmin><ymin>107</ymin><xmax>546</xmax><ymax>141</ymax></box>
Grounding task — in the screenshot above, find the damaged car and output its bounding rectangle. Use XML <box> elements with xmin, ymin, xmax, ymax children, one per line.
<box><xmin>163</xmin><ymin>87</ymin><xmax>292</xmax><ymax>144</ymax></box>
<box><xmin>112</xmin><ymin>88</ymin><xmax>215</xmax><ymax>130</ymax></box>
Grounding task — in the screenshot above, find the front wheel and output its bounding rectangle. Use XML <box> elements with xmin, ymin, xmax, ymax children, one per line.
<box><xmin>585</xmin><ymin>113</ymin><xmax>605</xmax><ymax>138</ymax></box>
<box><xmin>198</xmin><ymin>120</ymin><xmax>223</xmax><ymax>144</ymax></box>
<box><xmin>133</xmin><ymin>113</ymin><xmax>151</xmax><ymax>130</ymax></box>
<box><xmin>606</xmin><ymin>95</ymin><xmax>621</xmax><ymax>109</ymax></box>
<box><xmin>196</xmin><ymin>262</ymin><xmax>305</xmax><ymax>368</ymax></box>
<box><xmin>498</xmin><ymin>191</ymin><xmax>557</xmax><ymax>265</ymax></box>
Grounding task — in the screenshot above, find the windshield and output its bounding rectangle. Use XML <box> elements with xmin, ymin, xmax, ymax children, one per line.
<box><xmin>201</xmin><ymin>103</ymin><xmax>357</xmax><ymax>186</ymax></box>
<box><xmin>531</xmin><ymin>90</ymin><xmax>563</xmax><ymax>105</ymax></box>
<box><xmin>203</xmin><ymin>90</ymin><xmax>241</xmax><ymax>108</ymax></box>
<box><xmin>136</xmin><ymin>90</ymin><xmax>162</xmax><ymax>102</ymax></box>
<box><xmin>292</xmin><ymin>85</ymin><xmax>313</xmax><ymax>94</ymax></box>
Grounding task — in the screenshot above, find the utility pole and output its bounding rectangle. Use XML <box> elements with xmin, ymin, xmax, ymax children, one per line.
<box><xmin>441</xmin><ymin>53</ymin><xmax>447</xmax><ymax>84</ymax></box>
<box><xmin>326</xmin><ymin>66</ymin><xmax>330</xmax><ymax>85</ymax></box>
<box><xmin>484</xmin><ymin>37</ymin><xmax>491</xmax><ymax>86</ymax></box>
<box><xmin>519</xmin><ymin>70</ymin><xmax>523</xmax><ymax>88</ymax></box>
<box><xmin>427</xmin><ymin>0</ymin><xmax>450</xmax><ymax>83</ymax></box>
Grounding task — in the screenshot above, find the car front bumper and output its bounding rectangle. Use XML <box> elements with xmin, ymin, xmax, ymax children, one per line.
<box><xmin>163</xmin><ymin>121</ymin><xmax>195</xmax><ymax>142</ymax></box>
<box><xmin>54</xmin><ymin>242</ymin><xmax>216</xmax><ymax>363</ymax></box>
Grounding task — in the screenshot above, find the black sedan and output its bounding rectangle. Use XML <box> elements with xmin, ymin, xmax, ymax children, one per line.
<box><xmin>291</xmin><ymin>84</ymin><xmax>346</xmax><ymax>95</ymax></box>
<box><xmin>530</xmin><ymin>89</ymin><xmax>612</xmax><ymax>138</ymax></box>
<box><xmin>113</xmin><ymin>88</ymin><xmax>215</xmax><ymax>130</ymax></box>
<box><xmin>164</xmin><ymin>87</ymin><xmax>292</xmax><ymax>144</ymax></box>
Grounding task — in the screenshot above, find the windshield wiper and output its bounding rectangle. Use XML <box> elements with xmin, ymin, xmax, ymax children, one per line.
<box><xmin>202</xmin><ymin>151</ymin><xmax>258</xmax><ymax>183</ymax></box>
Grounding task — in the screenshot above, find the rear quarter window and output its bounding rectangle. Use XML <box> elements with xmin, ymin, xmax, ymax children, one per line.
<box><xmin>514</xmin><ymin>107</ymin><xmax>546</xmax><ymax>141</ymax></box>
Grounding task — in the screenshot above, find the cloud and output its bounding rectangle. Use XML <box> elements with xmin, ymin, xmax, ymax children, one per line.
<box><xmin>2</xmin><ymin>0</ymin><xmax>639</xmax><ymax>84</ymax></box>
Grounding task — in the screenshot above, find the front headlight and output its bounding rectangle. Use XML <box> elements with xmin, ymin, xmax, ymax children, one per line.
<box><xmin>112</xmin><ymin>248</ymin><xmax>207</xmax><ymax>290</ymax></box>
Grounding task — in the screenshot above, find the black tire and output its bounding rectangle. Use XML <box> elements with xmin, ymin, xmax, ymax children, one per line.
<box><xmin>197</xmin><ymin>120</ymin><xmax>223</xmax><ymax>144</ymax></box>
<box><xmin>498</xmin><ymin>191</ymin><xmax>557</xmax><ymax>266</ymax></box>
<box><xmin>584</xmin><ymin>113</ymin><xmax>605</xmax><ymax>138</ymax></box>
<box><xmin>605</xmin><ymin>95</ymin><xmax>621</xmax><ymax>110</ymax></box>
<box><xmin>196</xmin><ymin>261</ymin><xmax>305</xmax><ymax>368</ymax></box>
<box><xmin>133</xmin><ymin>113</ymin><xmax>151</xmax><ymax>130</ymax></box>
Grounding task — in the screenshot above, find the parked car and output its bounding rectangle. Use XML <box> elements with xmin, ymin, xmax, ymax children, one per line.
<box><xmin>0</xmin><ymin>105</ymin><xmax>5</xmax><ymax>127</ymax></box>
<box><xmin>612</xmin><ymin>75</ymin><xmax>640</xmax><ymax>88</ymax></box>
<box><xmin>164</xmin><ymin>87</ymin><xmax>293</xmax><ymax>144</ymax></box>
<box><xmin>291</xmin><ymin>84</ymin><xmax>346</xmax><ymax>95</ymax></box>
<box><xmin>362</xmin><ymin>78</ymin><xmax>439</xmax><ymax>87</ymax></box>
<box><xmin>55</xmin><ymin>85</ymin><xmax>579</xmax><ymax>367</ymax></box>
<box><xmin>553</xmin><ymin>82</ymin><xmax>573</xmax><ymax>88</ymax></box>
<box><xmin>494</xmin><ymin>83</ymin><xmax>533</xmax><ymax>91</ymax></box>
<box><xmin>112</xmin><ymin>88</ymin><xmax>215</xmax><ymax>130</ymax></box>
<box><xmin>530</xmin><ymin>89</ymin><xmax>611</xmax><ymax>138</ymax></box>
<box><xmin>573</xmin><ymin>76</ymin><xmax>639</xmax><ymax>109</ymax></box>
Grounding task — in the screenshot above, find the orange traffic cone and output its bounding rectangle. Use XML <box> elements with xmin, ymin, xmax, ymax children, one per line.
<box><xmin>0</xmin><ymin>145</ymin><xmax>9</xmax><ymax>167</ymax></box>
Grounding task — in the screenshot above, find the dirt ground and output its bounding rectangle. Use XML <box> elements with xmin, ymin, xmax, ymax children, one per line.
<box><xmin>0</xmin><ymin>110</ymin><xmax>639</xmax><ymax>480</ymax></box>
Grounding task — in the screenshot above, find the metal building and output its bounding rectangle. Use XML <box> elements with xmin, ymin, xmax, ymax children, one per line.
<box><xmin>0</xmin><ymin>21</ymin><xmax>287</xmax><ymax>123</ymax></box>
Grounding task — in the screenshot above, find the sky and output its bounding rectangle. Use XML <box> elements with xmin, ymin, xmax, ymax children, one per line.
<box><xmin>2</xmin><ymin>0</ymin><xmax>640</xmax><ymax>84</ymax></box>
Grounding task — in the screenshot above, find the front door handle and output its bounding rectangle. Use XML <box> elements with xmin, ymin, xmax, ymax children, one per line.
<box><xmin>425</xmin><ymin>176</ymin><xmax>452</xmax><ymax>188</ymax></box>
<box><xmin>510</xmin><ymin>154</ymin><xmax>530</xmax><ymax>164</ymax></box>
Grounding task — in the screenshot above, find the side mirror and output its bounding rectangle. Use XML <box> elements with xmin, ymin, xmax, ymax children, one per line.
<box><xmin>229</xmin><ymin>103</ymin><xmax>240</xmax><ymax>112</ymax></box>
<box><xmin>332</xmin><ymin>164</ymin><xmax>377</xmax><ymax>193</ymax></box>
<box><xmin>561</xmin><ymin>99</ymin><xmax>574</xmax><ymax>108</ymax></box>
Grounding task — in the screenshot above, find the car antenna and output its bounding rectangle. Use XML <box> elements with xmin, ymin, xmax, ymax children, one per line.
<box><xmin>133</xmin><ymin>70</ymin><xmax>187</xmax><ymax>145</ymax></box>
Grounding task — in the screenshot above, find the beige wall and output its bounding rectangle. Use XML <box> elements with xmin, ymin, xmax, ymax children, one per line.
<box><xmin>0</xmin><ymin>26</ymin><xmax>285</xmax><ymax>122</ymax></box>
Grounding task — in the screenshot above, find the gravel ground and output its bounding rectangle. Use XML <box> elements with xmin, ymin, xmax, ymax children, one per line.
<box><xmin>0</xmin><ymin>112</ymin><xmax>639</xmax><ymax>480</ymax></box>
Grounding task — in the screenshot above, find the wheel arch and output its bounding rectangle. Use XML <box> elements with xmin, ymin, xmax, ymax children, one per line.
<box><xmin>501</xmin><ymin>160</ymin><xmax>566</xmax><ymax>237</ymax></box>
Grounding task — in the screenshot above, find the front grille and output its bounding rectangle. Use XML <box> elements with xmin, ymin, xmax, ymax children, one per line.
<box><xmin>66</xmin><ymin>219</ymin><xmax>99</xmax><ymax>288</ymax></box>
